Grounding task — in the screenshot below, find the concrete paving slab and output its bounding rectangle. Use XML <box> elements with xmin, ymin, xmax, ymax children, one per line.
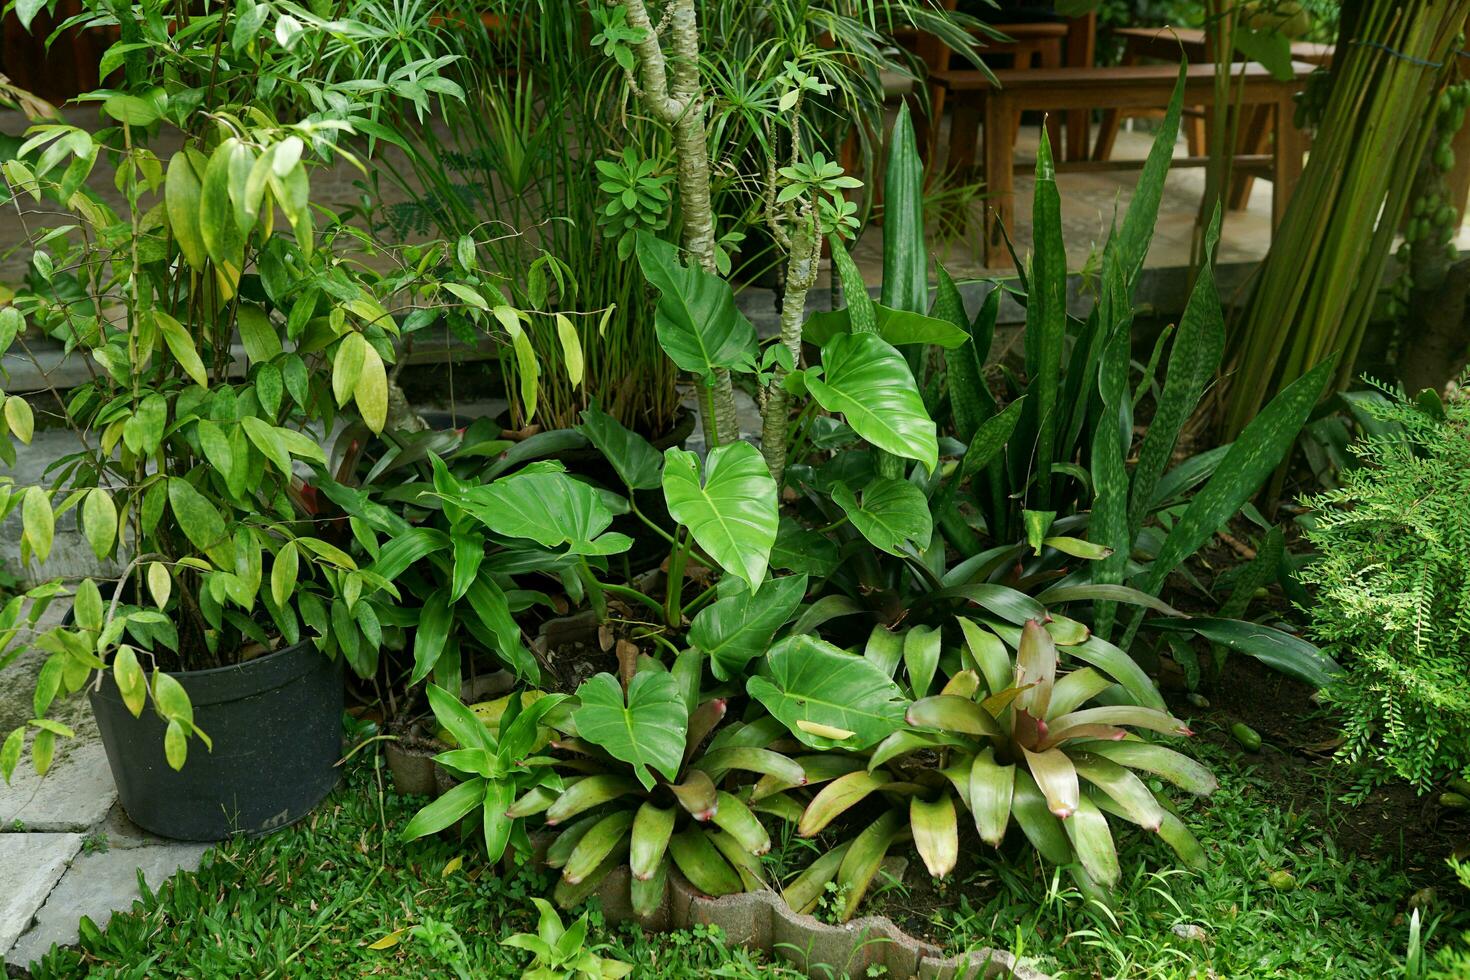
<box><xmin>0</xmin><ymin>833</ymin><xmax>81</xmax><ymax>953</ymax></box>
<box><xmin>0</xmin><ymin>741</ymin><xmax>116</xmax><ymax>833</ymax></box>
<box><xmin>4</xmin><ymin>841</ymin><xmax>209</xmax><ymax>970</ymax></box>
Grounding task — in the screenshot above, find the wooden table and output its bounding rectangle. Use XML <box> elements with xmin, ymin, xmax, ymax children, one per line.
<box><xmin>934</xmin><ymin>61</ymin><xmax>1313</xmax><ymax>267</ymax></box>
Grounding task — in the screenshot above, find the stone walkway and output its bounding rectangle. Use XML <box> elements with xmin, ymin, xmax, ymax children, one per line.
<box><xmin>0</xmin><ymin>605</ymin><xmax>211</xmax><ymax>975</ymax></box>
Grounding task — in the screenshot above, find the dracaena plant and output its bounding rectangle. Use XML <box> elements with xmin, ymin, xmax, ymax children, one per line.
<box><xmin>311</xmin><ymin>427</ymin><xmax>600</xmax><ymax>702</ymax></box>
<box><xmin>533</xmin><ymin>649</ymin><xmax>803</xmax><ymax>914</ymax></box>
<box><xmin>400</xmin><ymin>684</ymin><xmax>567</xmax><ymax>862</ymax></box>
<box><xmin>776</xmin><ymin>618</ymin><xmax>1215</xmax><ymax>915</ymax></box>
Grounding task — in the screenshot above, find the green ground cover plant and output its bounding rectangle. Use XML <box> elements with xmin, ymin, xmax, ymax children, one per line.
<box><xmin>1300</xmin><ymin>380</ymin><xmax>1470</xmax><ymax>795</ymax></box>
<box><xmin>20</xmin><ymin>735</ymin><xmax>1463</xmax><ymax>978</ymax></box>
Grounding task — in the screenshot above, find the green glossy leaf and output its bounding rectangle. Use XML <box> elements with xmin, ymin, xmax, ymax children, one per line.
<box><xmin>1149</xmin><ymin>617</ymin><xmax>1341</xmax><ymax>690</ymax></box>
<box><xmin>577</xmin><ymin>405</ymin><xmax>662</xmax><ymax>490</ymax></box>
<box><xmin>452</xmin><ymin>470</ymin><xmax>632</xmax><ymax>557</ymax></box>
<box><xmin>881</xmin><ymin>103</ymin><xmax>927</xmax><ymax>316</ymax></box>
<box><xmin>166</xmin><ymin>478</ymin><xmax>229</xmax><ymax>566</ymax></box>
<box><xmin>831</xmin><ymin>478</ymin><xmax>932</xmax><ymax>556</ymax></box>
<box><xmin>412</xmin><ymin>591</ymin><xmax>455</xmax><ymax>685</ymax></box>
<box><xmin>689</xmin><ymin>574</ymin><xmax>808</xmax><ymax>680</ymax></box>
<box><xmin>571</xmin><ymin>672</ymin><xmax>686</xmax><ymax>789</ymax></box>
<box><xmin>769</xmin><ymin>518</ymin><xmax>839</xmax><ymax>577</ymax></box>
<box><xmin>402</xmin><ymin>777</ymin><xmax>486</xmax><ymax>840</ymax></box>
<box><xmin>747</xmin><ymin>634</ymin><xmax>907</xmax><ymax>750</ymax></box>
<box><xmin>903</xmin><ymin>624</ymin><xmax>942</xmax><ymax>700</ymax></box>
<box><xmin>165</xmin><ymin>151</ymin><xmax>207</xmax><ymax>271</ymax></box>
<box><xmin>635</xmin><ymin>232</ymin><xmax>755</xmax><ymax>376</ymax></box>
<box><xmin>1129</xmin><ymin>208</ymin><xmax>1225</xmax><ymax>538</ymax></box>
<box><xmin>1138</xmin><ymin>356</ymin><xmax>1338</xmax><ymax>601</ymax></box>
<box><xmin>662</xmin><ymin>443</ymin><xmax>777</xmax><ymax>594</ymax></box>
<box><xmin>1116</xmin><ymin>63</ymin><xmax>1185</xmax><ymax>286</ymax></box>
<box><xmin>802</xmin><ymin>305</ymin><xmax>968</xmax><ymax>349</ymax></box>
<box><xmin>807</xmin><ymin>333</ymin><xmax>937</xmax><ymax>472</ymax></box>
<box><xmin>1024</xmin><ymin>130</ymin><xmax>1065</xmax><ymax>508</ymax></box>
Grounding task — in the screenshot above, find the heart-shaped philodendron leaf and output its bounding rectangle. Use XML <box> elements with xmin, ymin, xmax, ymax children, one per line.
<box><xmin>747</xmin><ymin>634</ymin><xmax>908</xmax><ymax>750</ymax></box>
<box><xmin>452</xmin><ymin>470</ymin><xmax>633</xmax><ymax>557</ymax></box>
<box><xmin>661</xmin><ymin>442</ymin><xmax>778</xmax><ymax>594</ymax></box>
<box><xmin>571</xmin><ymin>671</ymin><xmax>688</xmax><ymax>790</ymax></box>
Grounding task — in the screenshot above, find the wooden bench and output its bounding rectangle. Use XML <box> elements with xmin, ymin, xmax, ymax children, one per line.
<box><xmin>932</xmin><ymin>61</ymin><xmax>1313</xmax><ymax>268</ymax></box>
<box><xmin>1095</xmin><ymin>28</ymin><xmax>1332</xmax><ymax>207</ymax></box>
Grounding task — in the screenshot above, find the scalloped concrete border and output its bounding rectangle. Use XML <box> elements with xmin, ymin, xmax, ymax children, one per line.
<box><xmin>571</xmin><ymin>862</ymin><xmax>1051</xmax><ymax>980</ymax></box>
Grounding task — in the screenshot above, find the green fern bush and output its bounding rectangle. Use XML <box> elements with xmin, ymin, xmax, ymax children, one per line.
<box><xmin>1299</xmin><ymin>382</ymin><xmax>1470</xmax><ymax>792</ymax></box>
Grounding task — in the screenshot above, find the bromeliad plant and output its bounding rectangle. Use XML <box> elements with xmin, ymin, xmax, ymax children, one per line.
<box><xmin>533</xmin><ymin>650</ymin><xmax>804</xmax><ymax>912</ymax></box>
<box><xmin>783</xmin><ymin>619</ymin><xmax>1215</xmax><ymax>908</ymax></box>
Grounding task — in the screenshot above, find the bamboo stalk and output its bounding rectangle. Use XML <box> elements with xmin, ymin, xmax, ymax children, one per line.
<box><xmin>1220</xmin><ymin>0</ymin><xmax>1470</xmax><ymax>438</ymax></box>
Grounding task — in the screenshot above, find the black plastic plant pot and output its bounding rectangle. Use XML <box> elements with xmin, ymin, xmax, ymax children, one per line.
<box><xmin>89</xmin><ymin>640</ymin><xmax>345</xmax><ymax>842</ymax></box>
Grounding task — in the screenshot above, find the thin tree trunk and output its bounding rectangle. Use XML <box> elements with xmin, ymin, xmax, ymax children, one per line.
<box><xmin>761</xmin><ymin>217</ymin><xmax>819</xmax><ymax>481</ymax></box>
<box><xmin>623</xmin><ymin>0</ymin><xmax>740</xmax><ymax>448</ymax></box>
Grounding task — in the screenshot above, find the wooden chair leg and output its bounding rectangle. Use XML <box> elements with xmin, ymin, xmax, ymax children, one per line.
<box><xmin>1092</xmin><ymin>45</ymin><xmax>1138</xmax><ymax>161</ymax></box>
<box><xmin>1227</xmin><ymin>105</ymin><xmax>1270</xmax><ymax>210</ymax></box>
<box><xmin>1185</xmin><ymin>114</ymin><xmax>1207</xmax><ymax>156</ymax></box>
<box><xmin>944</xmin><ymin>95</ymin><xmax>981</xmax><ymax>237</ymax></box>
<box><xmin>920</xmin><ymin>81</ymin><xmax>947</xmax><ymax>171</ymax></box>
<box><xmin>1271</xmin><ymin>97</ymin><xmax>1306</xmax><ymax>229</ymax></box>
<box><xmin>1040</xmin><ymin>39</ymin><xmax>1063</xmax><ymax>155</ymax></box>
<box><xmin>1065</xmin><ymin>12</ymin><xmax>1095</xmax><ymax>162</ymax></box>
<box><xmin>985</xmin><ymin>93</ymin><xmax>1016</xmax><ymax>269</ymax></box>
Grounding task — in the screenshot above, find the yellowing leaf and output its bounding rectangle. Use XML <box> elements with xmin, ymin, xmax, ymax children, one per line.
<box><xmin>154</xmin><ymin>311</ymin><xmax>209</xmax><ymax>387</ymax></box>
<box><xmin>796</xmin><ymin>720</ymin><xmax>856</xmax><ymax>741</ymax></box>
<box><xmin>494</xmin><ymin>306</ymin><xmax>538</xmax><ymax>422</ymax></box>
<box><xmin>441</xmin><ymin>855</ymin><xmax>463</xmax><ymax>877</ymax></box>
<box><xmin>333</xmin><ymin>332</ymin><xmax>366</xmax><ymax>408</ymax></box>
<box><xmin>366</xmin><ymin>928</ymin><xmax>406</xmax><ymax>950</ymax></box>
<box><xmin>355</xmin><ymin>341</ymin><xmax>388</xmax><ymax>434</ymax></box>
<box><xmin>164</xmin><ymin>718</ymin><xmax>187</xmax><ymax>770</ymax></box>
<box><xmin>22</xmin><ymin>486</ymin><xmax>54</xmax><ymax>564</ymax></box>
<box><xmin>81</xmin><ymin>487</ymin><xmax>116</xmax><ymax>560</ymax></box>
<box><xmin>556</xmin><ymin>313</ymin><xmax>583</xmax><ymax>388</ymax></box>
<box><xmin>113</xmin><ymin>646</ymin><xmax>147</xmax><ymax>718</ymax></box>
<box><xmin>147</xmin><ymin>561</ymin><xmax>171</xmax><ymax>609</ymax></box>
<box><xmin>165</xmin><ymin>151</ymin><xmax>207</xmax><ymax>271</ymax></box>
<box><xmin>4</xmin><ymin>395</ymin><xmax>33</xmax><ymax>444</ymax></box>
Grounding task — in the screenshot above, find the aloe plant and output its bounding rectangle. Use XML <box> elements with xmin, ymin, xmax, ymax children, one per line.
<box><xmin>784</xmin><ymin>619</ymin><xmax>1215</xmax><ymax>908</ymax></box>
<box><xmin>534</xmin><ymin>650</ymin><xmax>803</xmax><ymax>912</ymax></box>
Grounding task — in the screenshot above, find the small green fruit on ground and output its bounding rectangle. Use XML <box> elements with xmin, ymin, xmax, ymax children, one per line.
<box><xmin>1269</xmin><ymin>870</ymin><xmax>1296</xmax><ymax>891</ymax></box>
<box><xmin>1231</xmin><ymin>723</ymin><xmax>1262</xmax><ymax>753</ymax></box>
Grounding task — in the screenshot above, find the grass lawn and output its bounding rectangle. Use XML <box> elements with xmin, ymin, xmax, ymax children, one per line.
<box><xmin>20</xmin><ymin>728</ymin><xmax>1468</xmax><ymax>979</ymax></box>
